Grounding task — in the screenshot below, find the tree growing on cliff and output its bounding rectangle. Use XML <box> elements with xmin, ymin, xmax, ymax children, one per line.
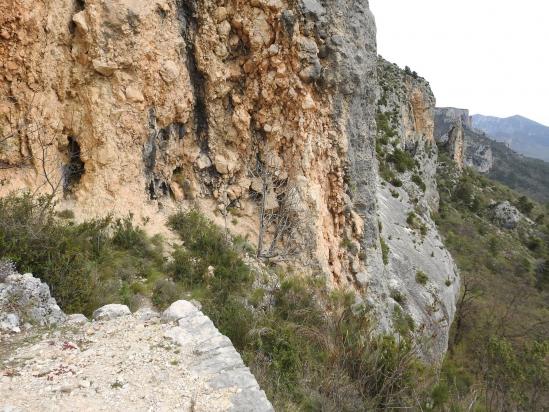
<box><xmin>248</xmin><ymin>154</ymin><xmax>302</xmax><ymax>260</ymax></box>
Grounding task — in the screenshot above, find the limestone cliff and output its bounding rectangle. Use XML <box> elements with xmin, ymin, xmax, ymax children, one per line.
<box><xmin>0</xmin><ymin>0</ymin><xmax>379</xmax><ymax>286</ymax></box>
<box><xmin>0</xmin><ymin>1</ymin><xmax>458</xmax><ymax>360</ymax></box>
<box><xmin>369</xmin><ymin>60</ymin><xmax>460</xmax><ymax>360</ymax></box>
<box><xmin>434</xmin><ymin>107</ymin><xmax>493</xmax><ymax>173</ymax></box>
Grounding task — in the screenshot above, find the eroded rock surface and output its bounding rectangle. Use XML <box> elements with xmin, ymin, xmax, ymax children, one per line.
<box><xmin>0</xmin><ymin>0</ymin><xmax>378</xmax><ymax>288</ymax></box>
<box><xmin>370</xmin><ymin>60</ymin><xmax>460</xmax><ymax>360</ymax></box>
<box><xmin>491</xmin><ymin>201</ymin><xmax>522</xmax><ymax>229</ymax></box>
<box><xmin>0</xmin><ymin>1</ymin><xmax>459</xmax><ymax>362</ymax></box>
<box><xmin>0</xmin><ymin>267</ymin><xmax>66</xmax><ymax>333</ymax></box>
<box><xmin>434</xmin><ymin>107</ymin><xmax>494</xmax><ymax>173</ymax></box>
<box><xmin>0</xmin><ymin>300</ymin><xmax>273</xmax><ymax>412</ymax></box>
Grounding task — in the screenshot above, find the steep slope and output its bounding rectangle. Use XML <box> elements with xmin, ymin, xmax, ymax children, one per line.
<box><xmin>0</xmin><ymin>0</ymin><xmax>378</xmax><ymax>290</ymax></box>
<box><xmin>473</xmin><ymin>114</ymin><xmax>549</xmax><ymax>162</ymax></box>
<box><xmin>0</xmin><ymin>1</ymin><xmax>459</xmax><ymax>362</ymax></box>
<box><xmin>369</xmin><ymin>59</ymin><xmax>460</xmax><ymax>360</ymax></box>
<box><xmin>435</xmin><ymin>108</ymin><xmax>549</xmax><ymax>203</ymax></box>
<box><xmin>434</xmin><ymin>156</ymin><xmax>549</xmax><ymax>411</ymax></box>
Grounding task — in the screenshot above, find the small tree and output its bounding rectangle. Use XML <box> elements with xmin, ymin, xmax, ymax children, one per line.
<box><xmin>249</xmin><ymin>154</ymin><xmax>301</xmax><ymax>260</ymax></box>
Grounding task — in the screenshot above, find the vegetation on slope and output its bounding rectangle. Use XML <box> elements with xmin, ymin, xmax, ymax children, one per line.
<box><xmin>0</xmin><ymin>194</ymin><xmax>448</xmax><ymax>411</ymax></box>
<box><xmin>2</xmin><ymin>180</ymin><xmax>547</xmax><ymax>410</ymax></box>
<box><xmin>434</xmin><ymin>151</ymin><xmax>549</xmax><ymax>411</ymax></box>
<box><xmin>466</xmin><ymin>127</ymin><xmax>549</xmax><ymax>203</ymax></box>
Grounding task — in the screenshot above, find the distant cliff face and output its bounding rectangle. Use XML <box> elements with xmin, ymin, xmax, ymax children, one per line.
<box><xmin>473</xmin><ymin>114</ymin><xmax>549</xmax><ymax>162</ymax></box>
<box><xmin>434</xmin><ymin>108</ymin><xmax>493</xmax><ymax>173</ymax></box>
<box><xmin>0</xmin><ymin>1</ymin><xmax>459</xmax><ymax>361</ymax></box>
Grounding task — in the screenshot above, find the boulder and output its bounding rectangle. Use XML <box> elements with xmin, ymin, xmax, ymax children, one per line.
<box><xmin>66</xmin><ymin>314</ymin><xmax>89</xmax><ymax>325</ymax></box>
<box><xmin>492</xmin><ymin>201</ymin><xmax>522</xmax><ymax>229</ymax></box>
<box><xmin>92</xmin><ymin>304</ymin><xmax>131</xmax><ymax>321</ymax></box>
<box><xmin>134</xmin><ymin>307</ymin><xmax>160</xmax><ymax>322</ymax></box>
<box><xmin>299</xmin><ymin>0</ymin><xmax>326</xmax><ymax>21</ymax></box>
<box><xmin>160</xmin><ymin>60</ymin><xmax>180</xmax><ymax>83</ymax></box>
<box><xmin>0</xmin><ymin>270</ymin><xmax>66</xmax><ymax>328</ymax></box>
<box><xmin>91</xmin><ymin>59</ymin><xmax>117</xmax><ymax>76</ymax></box>
<box><xmin>0</xmin><ymin>313</ymin><xmax>20</xmax><ymax>333</ymax></box>
<box><xmin>196</xmin><ymin>153</ymin><xmax>212</xmax><ymax>170</ymax></box>
<box><xmin>162</xmin><ymin>300</ymin><xmax>198</xmax><ymax>322</ymax></box>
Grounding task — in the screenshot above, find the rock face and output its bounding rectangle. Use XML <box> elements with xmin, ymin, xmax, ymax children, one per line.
<box><xmin>434</xmin><ymin>107</ymin><xmax>493</xmax><ymax>173</ymax></box>
<box><xmin>0</xmin><ymin>265</ymin><xmax>66</xmax><ymax>332</ymax></box>
<box><xmin>1</xmin><ymin>298</ymin><xmax>273</xmax><ymax>411</ymax></box>
<box><xmin>0</xmin><ymin>1</ymin><xmax>459</xmax><ymax>360</ymax></box>
<box><xmin>0</xmin><ymin>0</ymin><xmax>377</xmax><ymax>286</ymax></box>
<box><xmin>370</xmin><ymin>60</ymin><xmax>460</xmax><ymax>360</ymax></box>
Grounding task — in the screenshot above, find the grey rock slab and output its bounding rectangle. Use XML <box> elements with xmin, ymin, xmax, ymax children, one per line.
<box><xmin>492</xmin><ymin>201</ymin><xmax>522</xmax><ymax>229</ymax></box>
<box><xmin>0</xmin><ymin>313</ymin><xmax>20</xmax><ymax>333</ymax></box>
<box><xmin>92</xmin><ymin>304</ymin><xmax>131</xmax><ymax>321</ymax></box>
<box><xmin>162</xmin><ymin>300</ymin><xmax>198</xmax><ymax>322</ymax></box>
<box><xmin>0</xmin><ymin>271</ymin><xmax>66</xmax><ymax>327</ymax></box>
<box><xmin>228</xmin><ymin>389</ymin><xmax>274</xmax><ymax>412</ymax></box>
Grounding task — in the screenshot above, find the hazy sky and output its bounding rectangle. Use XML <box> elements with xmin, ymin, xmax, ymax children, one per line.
<box><xmin>369</xmin><ymin>0</ymin><xmax>549</xmax><ymax>126</ymax></box>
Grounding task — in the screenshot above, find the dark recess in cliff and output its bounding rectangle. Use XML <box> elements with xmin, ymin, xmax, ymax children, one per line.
<box><xmin>63</xmin><ymin>137</ymin><xmax>85</xmax><ymax>194</ymax></box>
<box><xmin>175</xmin><ymin>0</ymin><xmax>209</xmax><ymax>151</ymax></box>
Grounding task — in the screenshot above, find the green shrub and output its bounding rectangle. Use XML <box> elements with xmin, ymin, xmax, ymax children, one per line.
<box><xmin>152</xmin><ymin>279</ymin><xmax>182</xmax><ymax>310</ymax></box>
<box><xmin>381</xmin><ymin>237</ymin><xmax>390</xmax><ymax>265</ymax></box>
<box><xmin>0</xmin><ymin>194</ymin><xmax>165</xmax><ymax>315</ymax></box>
<box><xmin>388</xmin><ymin>148</ymin><xmax>416</xmax><ymax>173</ymax></box>
<box><xmin>416</xmin><ymin>270</ymin><xmax>428</xmax><ymax>285</ymax></box>
<box><xmin>412</xmin><ymin>174</ymin><xmax>426</xmax><ymax>192</ymax></box>
<box><xmin>391</xmin><ymin>290</ymin><xmax>406</xmax><ymax>305</ymax></box>
<box><xmin>167</xmin><ymin>210</ymin><xmax>251</xmax><ymax>294</ymax></box>
<box><xmin>376</xmin><ymin>112</ymin><xmax>397</xmax><ymax>140</ymax></box>
<box><xmin>407</xmin><ymin>212</ymin><xmax>428</xmax><ymax>237</ymax></box>
<box><xmin>391</xmin><ymin>177</ymin><xmax>403</xmax><ymax>187</ymax></box>
<box><xmin>57</xmin><ymin>209</ymin><xmax>75</xmax><ymax>219</ymax></box>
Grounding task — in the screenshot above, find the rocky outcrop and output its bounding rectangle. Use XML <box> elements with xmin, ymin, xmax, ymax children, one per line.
<box><xmin>92</xmin><ymin>304</ymin><xmax>132</xmax><ymax>321</ymax></box>
<box><xmin>463</xmin><ymin>128</ymin><xmax>494</xmax><ymax>173</ymax></box>
<box><xmin>0</xmin><ymin>265</ymin><xmax>66</xmax><ymax>333</ymax></box>
<box><xmin>491</xmin><ymin>201</ymin><xmax>522</xmax><ymax>229</ymax></box>
<box><xmin>1</xmin><ymin>295</ymin><xmax>273</xmax><ymax>411</ymax></box>
<box><xmin>0</xmin><ymin>0</ymin><xmax>379</xmax><ymax>288</ymax></box>
<box><xmin>369</xmin><ymin>60</ymin><xmax>460</xmax><ymax>360</ymax></box>
<box><xmin>434</xmin><ymin>107</ymin><xmax>493</xmax><ymax>173</ymax></box>
<box><xmin>0</xmin><ymin>1</ymin><xmax>460</xmax><ymax>361</ymax></box>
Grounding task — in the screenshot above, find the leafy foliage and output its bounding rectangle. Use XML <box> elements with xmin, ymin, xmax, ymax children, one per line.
<box><xmin>0</xmin><ymin>194</ymin><xmax>165</xmax><ymax>315</ymax></box>
<box><xmin>434</xmin><ymin>154</ymin><xmax>549</xmax><ymax>411</ymax></box>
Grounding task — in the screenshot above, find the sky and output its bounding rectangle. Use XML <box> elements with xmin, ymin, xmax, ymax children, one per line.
<box><xmin>369</xmin><ymin>0</ymin><xmax>549</xmax><ymax>126</ymax></box>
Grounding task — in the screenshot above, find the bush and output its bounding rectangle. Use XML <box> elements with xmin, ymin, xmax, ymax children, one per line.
<box><xmin>406</xmin><ymin>212</ymin><xmax>428</xmax><ymax>237</ymax></box>
<box><xmin>381</xmin><ymin>237</ymin><xmax>390</xmax><ymax>265</ymax></box>
<box><xmin>412</xmin><ymin>174</ymin><xmax>426</xmax><ymax>192</ymax></box>
<box><xmin>388</xmin><ymin>148</ymin><xmax>416</xmax><ymax>173</ymax></box>
<box><xmin>0</xmin><ymin>194</ymin><xmax>165</xmax><ymax>315</ymax></box>
<box><xmin>416</xmin><ymin>270</ymin><xmax>428</xmax><ymax>285</ymax></box>
<box><xmin>152</xmin><ymin>279</ymin><xmax>182</xmax><ymax>310</ymax></box>
<box><xmin>167</xmin><ymin>210</ymin><xmax>251</xmax><ymax>294</ymax></box>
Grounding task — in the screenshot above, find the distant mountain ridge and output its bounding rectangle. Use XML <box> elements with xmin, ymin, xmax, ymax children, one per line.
<box><xmin>472</xmin><ymin>114</ymin><xmax>549</xmax><ymax>162</ymax></box>
<box><xmin>435</xmin><ymin>108</ymin><xmax>549</xmax><ymax>203</ymax></box>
